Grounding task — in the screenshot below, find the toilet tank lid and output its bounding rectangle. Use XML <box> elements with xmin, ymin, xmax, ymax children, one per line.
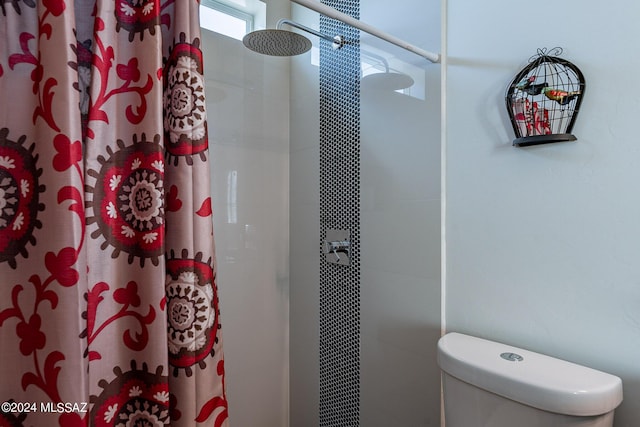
<box><xmin>437</xmin><ymin>333</ymin><xmax>623</xmax><ymax>416</ymax></box>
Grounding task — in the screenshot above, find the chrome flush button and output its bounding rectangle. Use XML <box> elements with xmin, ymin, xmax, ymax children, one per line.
<box><xmin>500</xmin><ymin>352</ymin><xmax>524</xmax><ymax>362</ymax></box>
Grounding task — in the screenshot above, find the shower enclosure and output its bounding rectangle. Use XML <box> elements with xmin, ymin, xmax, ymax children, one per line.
<box><xmin>202</xmin><ymin>0</ymin><xmax>442</xmax><ymax>425</ymax></box>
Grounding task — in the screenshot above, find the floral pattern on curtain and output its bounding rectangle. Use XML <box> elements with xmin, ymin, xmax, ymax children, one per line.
<box><xmin>0</xmin><ymin>1</ymin><xmax>228</xmax><ymax>426</ymax></box>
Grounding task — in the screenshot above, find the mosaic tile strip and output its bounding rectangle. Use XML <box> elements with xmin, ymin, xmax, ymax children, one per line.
<box><xmin>319</xmin><ymin>1</ymin><xmax>360</xmax><ymax>426</ymax></box>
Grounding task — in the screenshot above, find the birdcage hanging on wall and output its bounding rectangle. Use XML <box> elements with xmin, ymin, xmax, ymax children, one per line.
<box><xmin>505</xmin><ymin>48</ymin><xmax>585</xmax><ymax>147</ymax></box>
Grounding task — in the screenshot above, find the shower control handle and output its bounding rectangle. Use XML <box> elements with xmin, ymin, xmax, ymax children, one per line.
<box><xmin>323</xmin><ymin>229</ymin><xmax>351</xmax><ymax>266</ymax></box>
<box><xmin>324</xmin><ymin>240</ymin><xmax>350</xmax><ymax>254</ymax></box>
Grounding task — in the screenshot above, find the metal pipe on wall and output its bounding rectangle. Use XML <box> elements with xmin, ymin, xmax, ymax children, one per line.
<box><xmin>290</xmin><ymin>0</ymin><xmax>441</xmax><ymax>63</ymax></box>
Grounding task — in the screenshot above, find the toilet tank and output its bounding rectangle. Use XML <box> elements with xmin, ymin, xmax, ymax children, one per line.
<box><xmin>437</xmin><ymin>333</ymin><xmax>623</xmax><ymax>427</ymax></box>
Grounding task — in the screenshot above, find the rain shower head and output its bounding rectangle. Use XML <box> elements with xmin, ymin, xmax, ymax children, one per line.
<box><xmin>243</xmin><ymin>29</ymin><xmax>312</xmax><ymax>56</ymax></box>
<box><xmin>242</xmin><ymin>19</ymin><xmax>344</xmax><ymax>56</ymax></box>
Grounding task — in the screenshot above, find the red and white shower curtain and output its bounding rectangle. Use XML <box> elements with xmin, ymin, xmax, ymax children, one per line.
<box><xmin>0</xmin><ymin>1</ymin><xmax>228</xmax><ymax>425</ymax></box>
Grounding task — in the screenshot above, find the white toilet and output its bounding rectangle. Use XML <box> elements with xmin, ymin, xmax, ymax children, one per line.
<box><xmin>437</xmin><ymin>333</ymin><xmax>623</xmax><ymax>427</ymax></box>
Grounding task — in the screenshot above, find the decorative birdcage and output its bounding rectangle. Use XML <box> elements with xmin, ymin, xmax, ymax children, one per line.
<box><xmin>505</xmin><ymin>48</ymin><xmax>585</xmax><ymax>147</ymax></box>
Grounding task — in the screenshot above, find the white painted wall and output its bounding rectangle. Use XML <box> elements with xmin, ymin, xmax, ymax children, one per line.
<box><xmin>445</xmin><ymin>1</ymin><xmax>640</xmax><ymax>425</ymax></box>
<box><xmin>202</xmin><ymin>19</ymin><xmax>290</xmax><ymax>426</ymax></box>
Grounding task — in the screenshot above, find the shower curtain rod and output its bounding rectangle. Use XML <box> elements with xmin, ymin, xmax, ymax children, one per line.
<box><xmin>289</xmin><ymin>0</ymin><xmax>441</xmax><ymax>63</ymax></box>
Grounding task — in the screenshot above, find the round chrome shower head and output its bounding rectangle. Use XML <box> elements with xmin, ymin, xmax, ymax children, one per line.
<box><xmin>243</xmin><ymin>29</ymin><xmax>312</xmax><ymax>56</ymax></box>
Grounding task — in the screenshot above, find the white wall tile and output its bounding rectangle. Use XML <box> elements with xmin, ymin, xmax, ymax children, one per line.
<box><xmin>203</xmin><ymin>25</ymin><xmax>290</xmax><ymax>427</ymax></box>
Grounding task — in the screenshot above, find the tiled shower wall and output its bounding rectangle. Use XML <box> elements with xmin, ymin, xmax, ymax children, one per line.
<box><xmin>291</xmin><ymin>0</ymin><xmax>442</xmax><ymax>425</ymax></box>
<box><xmin>203</xmin><ymin>0</ymin><xmax>440</xmax><ymax>425</ymax></box>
